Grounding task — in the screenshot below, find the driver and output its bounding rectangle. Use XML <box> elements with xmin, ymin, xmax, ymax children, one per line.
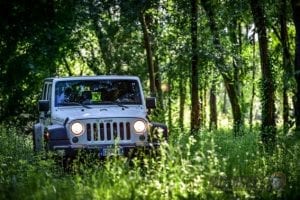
<box><xmin>57</xmin><ymin>87</ymin><xmax>72</xmax><ymax>104</ymax></box>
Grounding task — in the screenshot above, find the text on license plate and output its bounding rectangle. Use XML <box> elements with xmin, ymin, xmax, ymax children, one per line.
<box><xmin>100</xmin><ymin>147</ymin><xmax>124</xmax><ymax>157</ymax></box>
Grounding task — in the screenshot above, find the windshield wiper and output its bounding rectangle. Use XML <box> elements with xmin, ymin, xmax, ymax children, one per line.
<box><xmin>61</xmin><ymin>102</ymin><xmax>92</xmax><ymax>109</ymax></box>
<box><xmin>114</xmin><ymin>101</ymin><xmax>129</xmax><ymax>108</ymax></box>
<box><xmin>101</xmin><ymin>101</ymin><xmax>128</xmax><ymax>108</ymax></box>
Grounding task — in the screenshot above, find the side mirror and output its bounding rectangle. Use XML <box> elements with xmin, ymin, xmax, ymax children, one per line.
<box><xmin>38</xmin><ymin>100</ymin><xmax>49</xmax><ymax>112</ymax></box>
<box><xmin>146</xmin><ymin>97</ymin><xmax>156</xmax><ymax>109</ymax></box>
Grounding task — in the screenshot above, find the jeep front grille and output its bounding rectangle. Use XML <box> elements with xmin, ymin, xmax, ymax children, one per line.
<box><xmin>86</xmin><ymin>122</ymin><xmax>131</xmax><ymax>142</ymax></box>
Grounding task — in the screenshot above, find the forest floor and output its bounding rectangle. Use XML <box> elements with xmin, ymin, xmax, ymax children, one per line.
<box><xmin>0</xmin><ymin>124</ymin><xmax>300</xmax><ymax>200</ymax></box>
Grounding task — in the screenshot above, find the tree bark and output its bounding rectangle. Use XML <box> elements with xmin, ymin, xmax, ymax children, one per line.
<box><xmin>167</xmin><ymin>76</ymin><xmax>173</xmax><ymax>132</ymax></box>
<box><xmin>179</xmin><ymin>64</ymin><xmax>187</xmax><ymax>131</ymax></box>
<box><xmin>190</xmin><ymin>0</ymin><xmax>201</xmax><ymax>134</ymax></box>
<box><xmin>249</xmin><ymin>32</ymin><xmax>256</xmax><ymax>131</ymax></box>
<box><xmin>140</xmin><ymin>12</ymin><xmax>156</xmax><ymax>97</ymax></box>
<box><xmin>62</xmin><ymin>57</ymin><xmax>73</xmax><ymax>76</ymax></box>
<box><xmin>291</xmin><ymin>0</ymin><xmax>300</xmax><ymax>134</ymax></box>
<box><xmin>250</xmin><ymin>0</ymin><xmax>276</xmax><ymax>145</ymax></box>
<box><xmin>209</xmin><ymin>76</ymin><xmax>218</xmax><ymax>130</ymax></box>
<box><xmin>280</xmin><ymin>0</ymin><xmax>293</xmax><ymax>133</ymax></box>
<box><xmin>230</xmin><ymin>20</ymin><xmax>245</xmax><ymax>128</ymax></box>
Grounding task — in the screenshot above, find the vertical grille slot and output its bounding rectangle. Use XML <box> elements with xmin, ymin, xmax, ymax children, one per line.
<box><xmin>106</xmin><ymin>123</ymin><xmax>111</xmax><ymax>140</ymax></box>
<box><xmin>126</xmin><ymin>122</ymin><xmax>131</xmax><ymax>140</ymax></box>
<box><xmin>100</xmin><ymin>123</ymin><xmax>104</xmax><ymax>140</ymax></box>
<box><xmin>93</xmin><ymin>123</ymin><xmax>98</xmax><ymax>141</ymax></box>
<box><xmin>120</xmin><ymin>122</ymin><xmax>124</xmax><ymax>140</ymax></box>
<box><xmin>113</xmin><ymin>122</ymin><xmax>118</xmax><ymax>139</ymax></box>
<box><xmin>87</xmin><ymin>123</ymin><xmax>91</xmax><ymax>141</ymax></box>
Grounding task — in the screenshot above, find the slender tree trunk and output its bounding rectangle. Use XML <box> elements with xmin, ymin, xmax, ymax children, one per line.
<box><xmin>222</xmin><ymin>90</ymin><xmax>228</xmax><ymax>114</ymax></box>
<box><xmin>179</xmin><ymin>65</ymin><xmax>187</xmax><ymax>131</ymax></box>
<box><xmin>201</xmin><ymin>88</ymin><xmax>206</xmax><ymax>127</ymax></box>
<box><xmin>280</xmin><ymin>0</ymin><xmax>293</xmax><ymax>133</ymax></box>
<box><xmin>140</xmin><ymin>12</ymin><xmax>156</xmax><ymax>97</ymax></box>
<box><xmin>250</xmin><ymin>0</ymin><xmax>276</xmax><ymax>145</ymax></box>
<box><xmin>168</xmin><ymin>76</ymin><xmax>172</xmax><ymax>132</ymax></box>
<box><xmin>249</xmin><ymin>32</ymin><xmax>256</xmax><ymax>131</ymax></box>
<box><xmin>230</xmin><ymin>20</ymin><xmax>245</xmax><ymax>128</ymax></box>
<box><xmin>209</xmin><ymin>76</ymin><xmax>218</xmax><ymax>130</ymax></box>
<box><xmin>190</xmin><ymin>0</ymin><xmax>200</xmax><ymax>134</ymax></box>
<box><xmin>149</xmin><ymin>11</ymin><xmax>165</xmax><ymax>121</ymax></box>
<box><xmin>291</xmin><ymin>0</ymin><xmax>300</xmax><ymax>134</ymax></box>
<box><xmin>224</xmin><ymin>78</ymin><xmax>243</xmax><ymax>134</ymax></box>
<box><xmin>62</xmin><ymin>57</ymin><xmax>73</xmax><ymax>76</ymax></box>
<box><xmin>154</xmin><ymin>57</ymin><xmax>163</xmax><ymax>108</ymax></box>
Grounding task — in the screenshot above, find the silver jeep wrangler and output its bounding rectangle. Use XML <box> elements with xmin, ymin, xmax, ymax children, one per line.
<box><xmin>33</xmin><ymin>75</ymin><xmax>167</xmax><ymax>158</ymax></box>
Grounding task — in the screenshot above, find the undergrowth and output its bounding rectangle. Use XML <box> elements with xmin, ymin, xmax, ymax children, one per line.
<box><xmin>0</xmin><ymin>125</ymin><xmax>299</xmax><ymax>200</ymax></box>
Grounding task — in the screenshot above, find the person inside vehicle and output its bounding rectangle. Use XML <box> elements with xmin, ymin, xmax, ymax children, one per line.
<box><xmin>56</xmin><ymin>87</ymin><xmax>72</xmax><ymax>105</ymax></box>
<box><xmin>81</xmin><ymin>91</ymin><xmax>92</xmax><ymax>104</ymax></box>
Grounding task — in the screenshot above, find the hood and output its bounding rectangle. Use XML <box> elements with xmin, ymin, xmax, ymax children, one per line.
<box><xmin>51</xmin><ymin>105</ymin><xmax>147</xmax><ymax>125</ymax></box>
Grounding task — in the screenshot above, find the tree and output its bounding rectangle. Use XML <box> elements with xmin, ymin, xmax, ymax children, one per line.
<box><xmin>201</xmin><ymin>0</ymin><xmax>243</xmax><ymax>134</ymax></box>
<box><xmin>209</xmin><ymin>73</ymin><xmax>218</xmax><ymax>130</ymax></box>
<box><xmin>291</xmin><ymin>0</ymin><xmax>300</xmax><ymax>134</ymax></box>
<box><xmin>190</xmin><ymin>0</ymin><xmax>201</xmax><ymax>133</ymax></box>
<box><xmin>279</xmin><ymin>0</ymin><xmax>293</xmax><ymax>133</ymax></box>
<box><xmin>250</xmin><ymin>0</ymin><xmax>276</xmax><ymax>145</ymax></box>
<box><xmin>0</xmin><ymin>0</ymin><xmax>79</xmax><ymax>123</ymax></box>
<box><xmin>140</xmin><ymin>11</ymin><xmax>156</xmax><ymax>96</ymax></box>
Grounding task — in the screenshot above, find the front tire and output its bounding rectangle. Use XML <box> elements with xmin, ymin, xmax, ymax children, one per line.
<box><xmin>33</xmin><ymin>123</ymin><xmax>44</xmax><ymax>152</ymax></box>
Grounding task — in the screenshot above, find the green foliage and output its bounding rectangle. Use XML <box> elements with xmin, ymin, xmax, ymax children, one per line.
<box><xmin>1</xmin><ymin>124</ymin><xmax>299</xmax><ymax>199</ymax></box>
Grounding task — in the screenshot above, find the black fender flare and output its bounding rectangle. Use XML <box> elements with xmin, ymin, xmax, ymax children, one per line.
<box><xmin>46</xmin><ymin>125</ymin><xmax>70</xmax><ymax>150</ymax></box>
<box><xmin>46</xmin><ymin>125</ymin><xmax>68</xmax><ymax>140</ymax></box>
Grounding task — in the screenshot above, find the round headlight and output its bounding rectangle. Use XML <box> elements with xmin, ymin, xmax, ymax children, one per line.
<box><xmin>134</xmin><ymin>120</ymin><xmax>146</xmax><ymax>133</ymax></box>
<box><xmin>70</xmin><ymin>122</ymin><xmax>84</xmax><ymax>136</ymax></box>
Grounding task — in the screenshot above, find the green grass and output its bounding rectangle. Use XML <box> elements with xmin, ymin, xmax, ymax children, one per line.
<box><xmin>0</xmin><ymin>125</ymin><xmax>299</xmax><ymax>200</ymax></box>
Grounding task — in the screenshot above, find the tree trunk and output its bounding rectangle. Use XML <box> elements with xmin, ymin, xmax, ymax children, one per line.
<box><xmin>250</xmin><ymin>0</ymin><xmax>276</xmax><ymax>145</ymax></box>
<box><xmin>168</xmin><ymin>76</ymin><xmax>173</xmax><ymax>132</ymax></box>
<box><xmin>154</xmin><ymin>56</ymin><xmax>163</xmax><ymax>109</ymax></box>
<box><xmin>62</xmin><ymin>57</ymin><xmax>73</xmax><ymax>76</ymax></box>
<box><xmin>140</xmin><ymin>12</ymin><xmax>156</xmax><ymax>97</ymax></box>
<box><xmin>224</xmin><ymin>77</ymin><xmax>243</xmax><ymax>134</ymax></box>
<box><xmin>209</xmin><ymin>76</ymin><xmax>218</xmax><ymax>130</ymax></box>
<box><xmin>249</xmin><ymin>32</ymin><xmax>256</xmax><ymax>131</ymax></box>
<box><xmin>230</xmin><ymin>20</ymin><xmax>245</xmax><ymax>129</ymax></box>
<box><xmin>280</xmin><ymin>0</ymin><xmax>293</xmax><ymax>134</ymax></box>
<box><xmin>201</xmin><ymin>0</ymin><xmax>243</xmax><ymax>134</ymax></box>
<box><xmin>190</xmin><ymin>0</ymin><xmax>201</xmax><ymax>134</ymax></box>
<box><xmin>179</xmin><ymin>65</ymin><xmax>187</xmax><ymax>131</ymax></box>
<box><xmin>222</xmin><ymin>90</ymin><xmax>228</xmax><ymax>114</ymax></box>
<box><xmin>291</xmin><ymin>0</ymin><xmax>300</xmax><ymax>134</ymax></box>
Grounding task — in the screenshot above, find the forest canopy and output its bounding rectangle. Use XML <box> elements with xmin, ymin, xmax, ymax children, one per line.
<box><xmin>0</xmin><ymin>0</ymin><xmax>300</xmax><ymax>144</ymax></box>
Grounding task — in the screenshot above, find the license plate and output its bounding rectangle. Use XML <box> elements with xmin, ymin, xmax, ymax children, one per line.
<box><xmin>100</xmin><ymin>147</ymin><xmax>124</xmax><ymax>157</ymax></box>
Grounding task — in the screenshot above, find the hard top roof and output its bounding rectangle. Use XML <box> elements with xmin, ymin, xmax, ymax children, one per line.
<box><xmin>44</xmin><ymin>75</ymin><xmax>140</xmax><ymax>82</ymax></box>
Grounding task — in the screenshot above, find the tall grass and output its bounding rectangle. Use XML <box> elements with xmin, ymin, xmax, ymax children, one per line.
<box><xmin>0</xmin><ymin>124</ymin><xmax>299</xmax><ymax>200</ymax></box>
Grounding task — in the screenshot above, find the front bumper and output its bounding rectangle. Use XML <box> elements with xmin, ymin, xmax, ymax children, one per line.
<box><xmin>52</xmin><ymin>142</ymin><xmax>161</xmax><ymax>158</ymax></box>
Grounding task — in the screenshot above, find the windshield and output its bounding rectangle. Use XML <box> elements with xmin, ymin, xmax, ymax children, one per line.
<box><xmin>55</xmin><ymin>79</ymin><xmax>142</xmax><ymax>107</ymax></box>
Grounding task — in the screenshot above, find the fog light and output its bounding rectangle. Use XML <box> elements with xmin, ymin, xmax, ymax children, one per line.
<box><xmin>139</xmin><ymin>135</ymin><xmax>145</xmax><ymax>141</ymax></box>
<box><xmin>72</xmin><ymin>137</ymin><xmax>79</xmax><ymax>143</ymax></box>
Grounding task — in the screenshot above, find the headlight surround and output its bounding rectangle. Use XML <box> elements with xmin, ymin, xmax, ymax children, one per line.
<box><xmin>70</xmin><ymin>121</ymin><xmax>84</xmax><ymax>136</ymax></box>
<box><xmin>133</xmin><ymin>120</ymin><xmax>146</xmax><ymax>133</ymax></box>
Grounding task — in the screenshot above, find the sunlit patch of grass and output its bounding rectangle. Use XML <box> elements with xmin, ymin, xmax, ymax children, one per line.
<box><xmin>0</xmin><ymin>124</ymin><xmax>299</xmax><ymax>199</ymax></box>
